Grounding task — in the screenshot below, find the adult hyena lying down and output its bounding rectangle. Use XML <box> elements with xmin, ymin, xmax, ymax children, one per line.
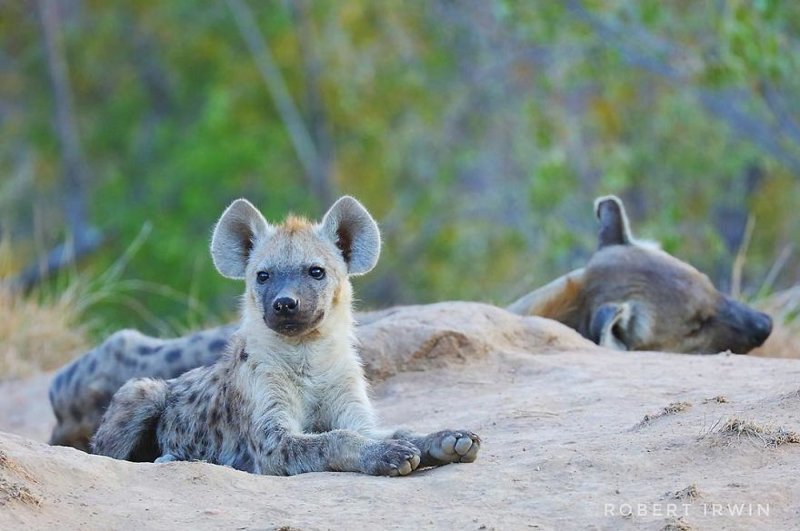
<box><xmin>50</xmin><ymin>195</ymin><xmax>772</xmax><ymax>451</ymax></box>
<box><xmin>507</xmin><ymin>196</ymin><xmax>773</xmax><ymax>353</ymax></box>
<box><xmin>92</xmin><ymin>196</ymin><xmax>480</xmax><ymax>475</ymax></box>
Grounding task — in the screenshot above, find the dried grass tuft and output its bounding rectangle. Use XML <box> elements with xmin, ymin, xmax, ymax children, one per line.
<box><xmin>661</xmin><ymin>517</ymin><xmax>692</xmax><ymax>531</ymax></box>
<box><xmin>0</xmin><ymin>451</ymin><xmax>38</xmax><ymax>484</ymax></box>
<box><xmin>668</xmin><ymin>484</ymin><xmax>700</xmax><ymax>501</ymax></box>
<box><xmin>705</xmin><ymin>417</ymin><xmax>800</xmax><ymax>448</ymax></box>
<box><xmin>0</xmin><ymin>287</ymin><xmax>89</xmax><ymax>379</ymax></box>
<box><xmin>633</xmin><ymin>401</ymin><xmax>692</xmax><ymax>430</ymax></box>
<box><xmin>702</xmin><ymin>395</ymin><xmax>728</xmax><ymax>404</ymax></box>
<box><xmin>0</xmin><ymin>478</ymin><xmax>41</xmax><ymax>507</ymax></box>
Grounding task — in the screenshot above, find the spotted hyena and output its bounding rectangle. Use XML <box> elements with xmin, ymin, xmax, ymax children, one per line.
<box><xmin>51</xmin><ymin>195</ymin><xmax>773</xmax><ymax>451</ymax></box>
<box><xmin>91</xmin><ymin>196</ymin><xmax>480</xmax><ymax>475</ymax></box>
<box><xmin>507</xmin><ymin>195</ymin><xmax>773</xmax><ymax>353</ymax></box>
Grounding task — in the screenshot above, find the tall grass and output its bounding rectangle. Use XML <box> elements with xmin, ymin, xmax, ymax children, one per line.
<box><xmin>0</xmin><ymin>223</ymin><xmax>222</xmax><ymax>379</ymax></box>
<box><xmin>0</xmin><ymin>285</ymin><xmax>90</xmax><ymax>379</ymax></box>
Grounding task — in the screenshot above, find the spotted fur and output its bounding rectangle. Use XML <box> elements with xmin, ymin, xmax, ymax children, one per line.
<box><xmin>49</xmin><ymin>325</ymin><xmax>235</xmax><ymax>450</ymax></box>
<box><xmin>91</xmin><ymin>197</ymin><xmax>480</xmax><ymax>476</ymax></box>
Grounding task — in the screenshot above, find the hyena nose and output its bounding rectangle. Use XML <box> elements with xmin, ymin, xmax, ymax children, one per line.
<box><xmin>272</xmin><ymin>297</ymin><xmax>299</xmax><ymax>316</ymax></box>
<box><xmin>750</xmin><ymin>312</ymin><xmax>772</xmax><ymax>345</ymax></box>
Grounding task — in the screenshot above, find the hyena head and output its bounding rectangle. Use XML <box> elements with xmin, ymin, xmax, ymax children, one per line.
<box><xmin>211</xmin><ymin>196</ymin><xmax>380</xmax><ymax>340</ymax></box>
<box><xmin>582</xmin><ymin>196</ymin><xmax>772</xmax><ymax>354</ymax></box>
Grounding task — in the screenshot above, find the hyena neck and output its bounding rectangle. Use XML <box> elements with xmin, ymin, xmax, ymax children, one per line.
<box><xmin>238</xmin><ymin>303</ymin><xmax>357</xmax><ymax>370</ymax></box>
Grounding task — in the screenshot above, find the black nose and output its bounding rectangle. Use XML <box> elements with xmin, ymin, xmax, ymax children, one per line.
<box><xmin>750</xmin><ymin>312</ymin><xmax>772</xmax><ymax>345</ymax></box>
<box><xmin>272</xmin><ymin>297</ymin><xmax>299</xmax><ymax>315</ymax></box>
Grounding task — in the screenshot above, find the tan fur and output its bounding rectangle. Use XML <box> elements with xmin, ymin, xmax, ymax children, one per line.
<box><xmin>507</xmin><ymin>196</ymin><xmax>772</xmax><ymax>354</ymax></box>
<box><xmin>506</xmin><ymin>268</ymin><xmax>586</xmax><ymax>322</ymax></box>
<box><xmin>282</xmin><ymin>215</ymin><xmax>313</xmax><ymax>233</ymax></box>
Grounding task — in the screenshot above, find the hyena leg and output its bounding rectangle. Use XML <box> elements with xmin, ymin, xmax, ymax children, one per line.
<box><xmin>256</xmin><ymin>429</ymin><xmax>421</xmax><ymax>477</ymax></box>
<box><xmin>91</xmin><ymin>378</ymin><xmax>167</xmax><ymax>462</ymax></box>
<box><xmin>328</xmin><ymin>397</ymin><xmax>480</xmax><ymax>468</ymax></box>
<box><xmin>370</xmin><ymin>428</ymin><xmax>481</xmax><ymax>467</ymax></box>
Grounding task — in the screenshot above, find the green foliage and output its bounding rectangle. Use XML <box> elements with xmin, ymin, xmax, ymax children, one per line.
<box><xmin>1</xmin><ymin>0</ymin><xmax>799</xmax><ymax>337</ymax></box>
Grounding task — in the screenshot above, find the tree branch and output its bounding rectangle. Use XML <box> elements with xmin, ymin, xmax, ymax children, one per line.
<box><xmin>288</xmin><ymin>0</ymin><xmax>335</xmax><ymax>207</ymax></box>
<box><xmin>7</xmin><ymin>228</ymin><xmax>104</xmax><ymax>293</ymax></box>
<box><xmin>11</xmin><ymin>0</ymin><xmax>105</xmax><ymax>292</ymax></box>
<box><xmin>38</xmin><ymin>0</ymin><xmax>91</xmax><ymax>236</ymax></box>
<box><xmin>226</xmin><ymin>0</ymin><xmax>330</xmax><ymax>207</ymax></box>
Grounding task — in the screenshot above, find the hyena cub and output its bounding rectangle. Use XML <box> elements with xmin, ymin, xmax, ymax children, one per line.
<box><xmin>92</xmin><ymin>196</ymin><xmax>480</xmax><ymax>476</ymax></box>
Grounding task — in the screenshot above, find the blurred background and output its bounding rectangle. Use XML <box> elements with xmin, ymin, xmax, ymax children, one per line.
<box><xmin>1</xmin><ymin>0</ymin><xmax>799</xmax><ymax>375</ymax></box>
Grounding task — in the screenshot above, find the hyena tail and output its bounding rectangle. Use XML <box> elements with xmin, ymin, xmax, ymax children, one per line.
<box><xmin>91</xmin><ymin>378</ymin><xmax>168</xmax><ymax>462</ymax></box>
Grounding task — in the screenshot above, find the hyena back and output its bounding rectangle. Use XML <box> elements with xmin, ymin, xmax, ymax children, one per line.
<box><xmin>49</xmin><ymin>324</ymin><xmax>235</xmax><ymax>451</ymax></box>
<box><xmin>91</xmin><ymin>196</ymin><xmax>480</xmax><ymax>475</ymax></box>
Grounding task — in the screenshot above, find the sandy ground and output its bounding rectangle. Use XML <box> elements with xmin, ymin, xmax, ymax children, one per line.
<box><xmin>1</xmin><ymin>309</ymin><xmax>799</xmax><ymax>530</ymax></box>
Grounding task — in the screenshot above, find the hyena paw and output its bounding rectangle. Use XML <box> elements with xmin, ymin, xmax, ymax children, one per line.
<box><xmin>362</xmin><ymin>439</ymin><xmax>421</xmax><ymax>477</ymax></box>
<box><xmin>424</xmin><ymin>430</ymin><xmax>481</xmax><ymax>464</ymax></box>
<box><xmin>154</xmin><ymin>454</ymin><xmax>178</xmax><ymax>463</ymax></box>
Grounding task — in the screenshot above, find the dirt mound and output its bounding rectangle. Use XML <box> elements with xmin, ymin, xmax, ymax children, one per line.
<box><xmin>356</xmin><ymin>302</ymin><xmax>591</xmax><ymax>380</ymax></box>
<box><xmin>1</xmin><ymin>307</ymin><xmax>799</xmax><ymax>529</ymax></box>
<box><xmin>45</xmin><ymin>302</ymin><xmax>592</xmax><ymax>452</ymax></box>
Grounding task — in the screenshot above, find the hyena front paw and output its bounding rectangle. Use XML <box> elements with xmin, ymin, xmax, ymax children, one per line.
<box><xmin>423</xmin><ymin>430</ymin><xmax>481</xmax><ymax>464</ymax></box>
<box><xmin>362</xmin><ymin>439</ymin><xmax>421</xmax><ymax>477</ymax></box>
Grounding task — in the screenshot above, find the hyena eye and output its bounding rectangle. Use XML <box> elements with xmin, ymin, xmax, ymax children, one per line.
<box><xmin>309</xmin><ymin>266</ymin><xmax>325</xmax><ymax>280</ymax></box>
<box><xmin>256</xmin><ymin>271</ymin><xmax>270</xmax><ymax>284</ymax></box>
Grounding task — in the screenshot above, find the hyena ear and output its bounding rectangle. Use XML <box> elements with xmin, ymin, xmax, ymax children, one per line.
<box><xmin>594</xmin><ymin>195</ymin><xmax>634</xmax><ymax>248</ymax></box>
<box><xmin>588</xmin><ymin>302</ymin><xmax>646</xmax><ymax>351</ymax></box>
<box><xmin>211</xmin><ymin>199</ymin><xmax>272</xmax><ymax>279</ymax></box>
<box><xmin>320</xmin><ymin>196</ymin><xmax>381</xmax><ymax>275</ymax></box>
<box><xmin>506</xmin><ymin>267</ymin><xmax>586</xmax><ymax>321</ymax></box>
